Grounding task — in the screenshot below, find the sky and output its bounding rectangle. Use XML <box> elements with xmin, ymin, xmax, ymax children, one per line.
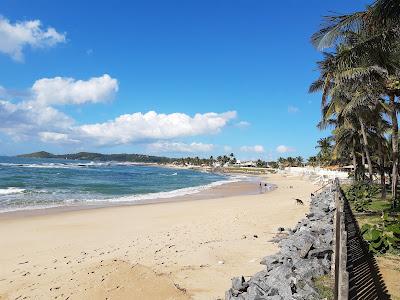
<box><xmin>0</xmin><ymin>0</ymin><xmax>371</xmax><ymax>160</ymax></box>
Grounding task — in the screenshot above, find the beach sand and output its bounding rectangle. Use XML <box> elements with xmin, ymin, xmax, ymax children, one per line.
<box><xmin>0</xmin><ymin>174</ymin><xmax>316</xmax><ymax>300</ymax></box>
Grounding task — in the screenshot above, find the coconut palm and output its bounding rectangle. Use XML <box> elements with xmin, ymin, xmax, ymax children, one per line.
<box><xmin>311</xmin><ymin>0</ymin><xmax>400</xmax><ymax>205</ymax></box>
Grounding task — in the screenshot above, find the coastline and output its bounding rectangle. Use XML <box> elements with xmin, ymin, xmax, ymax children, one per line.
<box><xmin>0</xmin><ymin>173</ymin><xmax>316</xmax><ymax>299</ymax></box>
<box><xmin>0</xmin><ymin>175</ymin><xmax>265</xmax><ymax>219</ymax></box>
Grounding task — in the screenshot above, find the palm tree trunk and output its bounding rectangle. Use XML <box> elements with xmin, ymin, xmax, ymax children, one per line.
<box><xmin>378</xmin><ymin>141</ymin><xmax>386</xmax><ymax>198</ymax></box>
<box><xmin>359</xmin><ymin>118</ymin><xmax>373</xmax><ymax>181</ymax></box>
<box><xmin>390</xmin><ymin>93</ymin><xmax>398</xmax><ymax>207</ymax></box>
<box><xmin>361</xmin><ymin>144</ymin><xmax>366</xmax><ymax>181</ymax></box>
<box><xmin>352</xmin><ymin>137</ymin><xmax>358</xmax><ymax>181</ymax></box>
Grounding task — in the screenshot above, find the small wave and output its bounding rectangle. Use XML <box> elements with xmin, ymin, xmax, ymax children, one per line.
<box><xmin>0</xmin><ymin>203</ymin><xmax>62</xmax><ymax>213</ymax></box>
<box><xmin>160</xmin><ymin>172</ymin><xmax>178</xmax><ymax>176</ymax></box>
<box><xmin>0</xmin><ymin>187</ymin><xmax>26</xmax><ymax>195</ymax></box>
<box><xmin>87</xmin><ymin>177</ymin><xmax>241</xmax><ymax>203</ymax></box>
<box><xmin>0</xmin><ymin>162</ymin><xmax>112</xmax><ymax>169</ymax></box>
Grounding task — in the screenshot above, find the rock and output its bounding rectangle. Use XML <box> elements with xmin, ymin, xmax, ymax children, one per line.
<box><xmin>293</xmin><ymin>258</ymin><xmax>328</xmax><ymax>279</ymax></box>
<box><xmin>232</xmin><ymin>276</ymin><xmax>248</xmax><ymax>292</ymax></box>
<box><xmin>246</xmin><ymin>285</ymin><xmax>268</xmax><ymax>299</ymax></box>
<box><xmin>299</xmin><ymin>242</ymin><xmax>313</xmax><ymax>258</ymax></box>
<box><xmin>308</xmin><ymin>247</ymin><xmax>333</xmax><ymax>260</ymax></box>
<box><xmin>225</xmin><ymin>185</ymin><xmax>335</xmax><ymax>300</ymax></box>
<box><xmin>260</xmin><ymin>255</ymin><xmax>280</xmax><ymax>271</ymax></box>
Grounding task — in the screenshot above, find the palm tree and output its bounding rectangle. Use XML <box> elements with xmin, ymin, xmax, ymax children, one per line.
<box><xmin>307</xmin><ymin>156</ymin><xmax>319</xmax><ymax>167</ymax></box>
<box><xmin>296</xmin><ymin>156</ymin><xmax>304</xmax><ymax>166</ymax></box>
<box><xmin>311</xmin><ymin>0</ymin><xmax>400</xmax><ymax>205</ymax></box>
<box><xmin>315</xmin><ymin>137</ymin><xmax>333</xmax><ymax>165</ymax></box>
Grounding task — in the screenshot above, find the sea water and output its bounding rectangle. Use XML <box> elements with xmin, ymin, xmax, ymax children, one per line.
<box><xmin>0</xmin><ymin>156</ymin><xmax>236</xmax><ymax>213</ymax></box>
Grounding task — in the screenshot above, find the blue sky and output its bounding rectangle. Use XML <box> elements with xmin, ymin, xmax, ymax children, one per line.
<box><xmin>0</xmin><ymin>0</ymin><xmax>370</xmax><ymax>159</ymax></box>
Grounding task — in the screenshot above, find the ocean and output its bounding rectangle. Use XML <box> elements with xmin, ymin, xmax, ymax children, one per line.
<box><xmin>0</xmin><ymin>156</ymin><xmax>236</xmax><ymax>213</ymax></box>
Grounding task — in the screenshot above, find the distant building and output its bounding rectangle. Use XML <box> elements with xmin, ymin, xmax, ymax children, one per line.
<box><xmin>235</xmin><ymin>160</ymin><xmax>257</xmax><ymax>167</ymax></box>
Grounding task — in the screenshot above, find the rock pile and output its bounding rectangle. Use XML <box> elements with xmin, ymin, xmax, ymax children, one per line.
<box><xmin>226</xmin><ymin>186</ymin><xmax>335</xmax><ymax>300</ymax></box>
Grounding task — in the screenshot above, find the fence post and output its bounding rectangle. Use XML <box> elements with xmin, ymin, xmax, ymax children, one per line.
<box><xmin>334</xmin><ymin>178</ymin><xmax>349</xmax><ymax>300</ymax></box>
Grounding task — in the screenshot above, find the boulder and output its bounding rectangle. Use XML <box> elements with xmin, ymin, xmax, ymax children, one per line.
<box><xmin>232</xmin><ymin>276</ymin><xmax>249</xmax><ymax>292</ymax></box>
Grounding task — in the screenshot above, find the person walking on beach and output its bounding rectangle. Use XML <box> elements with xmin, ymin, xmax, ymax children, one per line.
<box><xmin>259</xmin><ymin>182</ymin><xmax>263</xmax><ymax>193</ymax></box>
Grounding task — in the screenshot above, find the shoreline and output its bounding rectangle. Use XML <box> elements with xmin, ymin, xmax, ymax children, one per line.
<box><xmin>0</xmin><ymin>173</ymin><xmax>270</xmax><ymax>219</ymax></box>
<box><xmin>0</xmin><ymin>173</ymin><xmax>316</xmax><ymax>299</ymax></box>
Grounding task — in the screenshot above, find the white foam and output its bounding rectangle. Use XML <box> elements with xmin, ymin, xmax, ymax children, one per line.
<box><xmin>0</xmin><ymin>187</ymin><xmax>26</xmax><ymax>195</ymax></box>
<box><xmin>160</xmin><ymin>172</ymin><xmax>178</xmax><ymax>176</ymax></box>
<box><xmin>0</xmin><ymin>174</ymin><xmax>251</xmax><ymax>213</ymax></box>
<box><xmin>86</xmin><ymin>176</ymin><xmax>243</xmax><ymax>203</ymax></box>
<box><xmin>0</xmin><ymin>162</ymin><xmax>111</xmax><ymax>169</ymax></box>
<box><xmin>0</xmin><ymin>203</ymin><xmax>62</xmax><ymax>213</ymax></box>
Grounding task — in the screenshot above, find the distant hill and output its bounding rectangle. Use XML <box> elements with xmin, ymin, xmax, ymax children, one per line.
<box><xmin>17</xmin><ymin>151</ymin><xmax>175</xmax><ymax>164</ymax></box>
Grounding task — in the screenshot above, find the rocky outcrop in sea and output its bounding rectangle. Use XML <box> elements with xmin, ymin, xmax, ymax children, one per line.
<box><xmin>226</xmin><ymin>186</ymin><xmax>335</xmax><ymax>300</ymax></box>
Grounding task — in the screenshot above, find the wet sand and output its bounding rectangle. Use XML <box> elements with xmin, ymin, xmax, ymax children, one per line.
<box><xmin>0</xmin><ymin>173</ymin><xmax>317</xmax><ymax>300</ymax></box>
<box><xmin>0</xmin><ymin>178</ymin><xmax>263</xmax><ymax>220</ymax></box>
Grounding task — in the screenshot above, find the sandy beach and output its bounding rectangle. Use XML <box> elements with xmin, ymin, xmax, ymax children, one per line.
<box><xmin>0</xmin><ymin>174</ymin><xmax>316</xmax><ymax>300</ymax></box>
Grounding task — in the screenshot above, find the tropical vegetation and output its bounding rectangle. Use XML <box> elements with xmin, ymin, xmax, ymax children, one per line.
<box><xmin>310</xmin><ymin>0</ymin><xmax>400</xmax><ymax>209</ymax></box>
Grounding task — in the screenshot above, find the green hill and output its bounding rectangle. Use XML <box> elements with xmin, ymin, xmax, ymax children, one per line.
<box><xmin>17</xmin><ymin>151</ymin><xmax>174</xmax><ymax>164</ymax></box>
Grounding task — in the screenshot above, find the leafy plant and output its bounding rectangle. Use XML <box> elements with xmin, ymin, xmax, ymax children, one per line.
<box><xmin>361</xmin><ymin>214</ymin><xmax>400</xmax><ymax>254</ymax></box>
<box><xmin>345</xmin><ymin>183</ymin><xmax>379</xmax><ymax>212</ymax></box>
<box><xmin>354</xmin><ymin>198</ymin><xmax>372</xmax><ymax>212</ymax></box>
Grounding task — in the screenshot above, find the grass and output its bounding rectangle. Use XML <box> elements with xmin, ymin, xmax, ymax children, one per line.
<box><xmin>356</xmin><ymin>215</ymin><xmax>382</xmax><ymax>227</ymax></box>
<box><xmin>313</xmin><ymin>275</ymin><xmax>334</xmax><ymax>300</ymax></box>
<box><xmin>368</xmin><ymin>198</ymin><xmax>393</xmax><ymax>211</ymax></box>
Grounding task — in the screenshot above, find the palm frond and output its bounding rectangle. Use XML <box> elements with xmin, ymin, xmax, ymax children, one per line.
<box><xmin>311</xmin><ymin>12</ymin><xmax>366</xmax><ymax>49</ymax></box>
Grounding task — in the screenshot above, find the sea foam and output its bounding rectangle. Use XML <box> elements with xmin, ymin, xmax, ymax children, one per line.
<box><xmin>0</xmin><ymin>187</ymin><xmax>26</xmax><ymax>195</ymax></box>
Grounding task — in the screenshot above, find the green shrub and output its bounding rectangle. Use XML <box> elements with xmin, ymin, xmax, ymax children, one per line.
<box><xmin>345</xmin><ymin>183</ymin><xmax>379</xmax><ymax>212</ymax></box>
<box><xmin>361</xmin><ymin>214</ymin><xmax>400</xmax><ymax>254</ymax></box>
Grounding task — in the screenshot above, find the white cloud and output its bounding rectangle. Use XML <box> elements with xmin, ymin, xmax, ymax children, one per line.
<box><xmin>235</xmin><ymin>121</ymin><xmax>250</xmax><ymax>128</ymax></box>
<box><xmin>0</xmin><ymin>16</ymin><xmax>66</xmax><ymax>61</ymax></box>
<box><xmin>78</xmin><ymin>111</ymin><xmax>236</xmax><ymax>146</ymax></box>
<box><xmin>0</xmin><ymin>99</ymin><xmax>235</xmax><ymax>146</ymax></box>
<box><xmin>288</xmin><ymin>105</ymin><xmax>299</xmax><ymax>113</ymax></box>
<box><xmin>32</xmin><ymin>74</ymin><xmax>118</xmax><ymax>106</ymax></box>
<box><xmin>0</xmin><ymin>86</ymin><xmax>6</xmax><ymax>98</ymax></box>
<box><xmin>240</xmin><ymin>145</ymin><xmax>265</xmax><ymax>153</ymax></box>
<box><xmin>38</xmin><ymin>132</ymin><xmax>79</xmax><ymax>144</ymax></box>
<box><xmin>0</xmin><ymin>99</ymin><xmax>73</xmax><ymax>140</ymax></box>
<box><xmin>0</xmin><ymin>74</ymin><xmax>236</xmax><ymax>148</ymax></box>
<box><xmin>223</xmin><ymin>145</ymin><xmax>233</xmax><ymax>152</ymax></box>
<box><xmin>148</xmin><ymin>141</ymin><xmax>214</xmax><ymax>153</ymax></box>
<box><xmin>276</xmin><ymin>145</ymin><xmax>295</xmax><ymax>153</ymax></box>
